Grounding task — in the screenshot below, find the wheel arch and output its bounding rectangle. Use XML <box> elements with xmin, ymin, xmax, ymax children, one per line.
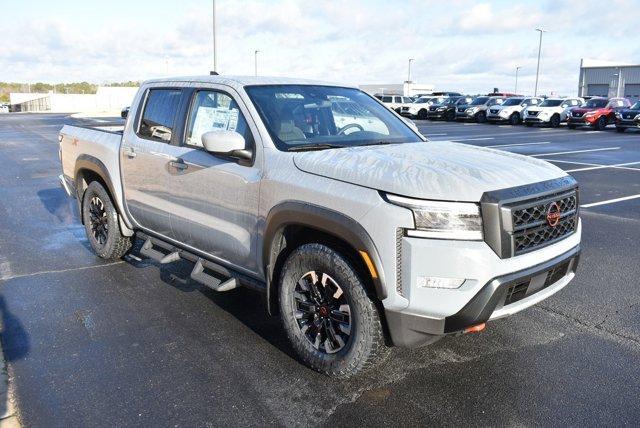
<box><xmin>262</xmin><ymin>202</ymin><xmax>388</xmax><ymax>315</ymax></box>
<box><xmin>74</xmin><ymin>155</ymin><xmax>134</xmax><ymax>235</ymax></box>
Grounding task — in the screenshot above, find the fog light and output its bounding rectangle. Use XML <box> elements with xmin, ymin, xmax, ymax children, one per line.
<box><xmin>417</xmin><ymin>276</ymin><xmax>465</xmax><ymax>289</ymax></box>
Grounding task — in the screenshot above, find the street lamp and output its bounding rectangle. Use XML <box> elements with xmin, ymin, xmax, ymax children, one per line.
<box><xmin>254</xmin><ymin>50</ymin><xmax>260</xmax><ymax>77</ymax></box>
<box><xmin>515</xmin><ymin>66</ymin><xmax>522</xmax><ymax>94</ymax></box>
<box><xmin>534</xmin><ymin>28</ymin><xmax>546</xmax><ymax>96</ymax></box>
<box><xmin>212</xmin><ymin>0</ymin><xmax>218</xmax><ymax>74</ymax></box>
<box><xmin>407</xmin><ymin>58</ymin><xmax>414</xmax><ymax>83</ymax></box>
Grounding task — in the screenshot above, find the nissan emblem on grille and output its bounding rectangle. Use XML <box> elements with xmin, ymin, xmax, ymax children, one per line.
<box><xmin>546</xmin><ymin>202</ymin><xmax>561</xmax><ymax>227</ymax></box>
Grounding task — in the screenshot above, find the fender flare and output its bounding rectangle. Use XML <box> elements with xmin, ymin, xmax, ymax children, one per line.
<box><xmin>262</xmin><ymin>201</ymin><xmax>388</xmax><ymax>312</ymax></box>
<box><xmin>74</xmin><ymin>155</ymin><xmax>134</xmax><ymax>235</ymax></box>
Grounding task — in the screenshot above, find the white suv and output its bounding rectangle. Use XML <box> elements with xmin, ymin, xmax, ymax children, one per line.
<box><xmin>487</xmin><ymin>97</ymin><xmax>542</xmax><ymax>125</ymax></box>
<box><xmin>377</xmin><ymin>95</ymin><xmax>414</xmax><ymax>113</ymax></box>
<box><xmin>523</xmin><ymin>98</ymin><xmax>584</xmax><ymax>127</ymax></box>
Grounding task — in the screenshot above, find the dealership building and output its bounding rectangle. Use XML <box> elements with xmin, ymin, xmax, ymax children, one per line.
<box><xmin>578</xmin><ymin>59</ymin><xmax>640</xmax><ymax>102</ymax></box>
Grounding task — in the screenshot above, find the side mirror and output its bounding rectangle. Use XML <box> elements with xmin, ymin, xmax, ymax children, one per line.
<box><xmin>201</xmin><ymin>130</ymin><xmax>252</xmax><ymax>160</ymax></box>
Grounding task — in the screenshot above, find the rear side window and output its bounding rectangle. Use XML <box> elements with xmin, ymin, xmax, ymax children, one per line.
<box><xmin>138</xmin><ymin>89</ymin><xmax>182</xmax><ymax>142</ymax></box>
<box><xmin>381</xmin><ymin>96</ymin><xmax>392</xmax><ymax>102</ymax></box>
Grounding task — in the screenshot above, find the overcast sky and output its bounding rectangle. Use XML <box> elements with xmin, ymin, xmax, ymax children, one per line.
<box><xmin>3</xmin><ymin>0</ymin><xmax>639</xmax><ymax>95</ymax></box>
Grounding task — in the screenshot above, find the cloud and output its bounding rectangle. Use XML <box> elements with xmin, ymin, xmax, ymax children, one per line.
<box><xmin>1</xmin><ymin>0</ymin><xmax>639</xmax><ymax>96</ymax></box>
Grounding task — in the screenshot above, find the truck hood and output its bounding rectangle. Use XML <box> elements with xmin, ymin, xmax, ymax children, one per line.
<box><xmin>571</xmin><ymin>107</ymin><xmax>601</xmax><ymax>114</ymax></box>
<box><xmin>293</xmin><ymin>141</ymin><xmax>567</xmax><ymax>201</ymax></box>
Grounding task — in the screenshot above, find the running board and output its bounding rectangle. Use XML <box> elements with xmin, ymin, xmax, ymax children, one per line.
<box><xmin>191</xmin><ymin>259</ymin><xmax>238</xmax><ymax>292</ymax></box>
<box><xmin>137</xmin><ymin>234</ymin><xmax>238</xmax><ymax>292</ymax></box>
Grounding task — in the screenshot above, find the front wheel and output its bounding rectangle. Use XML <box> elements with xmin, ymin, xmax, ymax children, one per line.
<box><xmin>278</xmin><ymin>243</ymin><xmax>389</xmax><ymax>378</ymax></box>
<box><xmin>509</xmin><ymin>113</ymin><xmax>520</xmax><ymax>125</ymax></box>
<box><xmin>550</xmin><ymin>114</ymin><xmax>561</xmax><ymax>128</ymax></box>
<box><xmin>445</xmin><ymin>110</ymin><xmax>456</xmax><ymax>121</ymax></box>
<box><xmin>594</xmin><ymin>116</ymin><xmax>606</xmax><ymax>131</ymax></box>
<box><xmin>82</xmin><ymin>181</ymin><xmax>132</xmax><ymax>260</ymax></box>
<box><xmin>476</xmin><ymin>111</ymin><xmax>486</xmax><ymax>123</ymax></box>
<box><xmin>417</xmin><ymin>109</ymin><xmax>428</xmax><ymax>120</ymax></box>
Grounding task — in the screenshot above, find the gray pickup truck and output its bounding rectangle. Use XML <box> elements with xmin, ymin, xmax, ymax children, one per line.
<box><xmin>59</xmin><ymin>76</ymin><xmax>581</xmax><ymax>378</ymax></box>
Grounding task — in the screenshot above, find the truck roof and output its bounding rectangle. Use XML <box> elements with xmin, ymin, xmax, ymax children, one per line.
<box><xmin>143</xmin><ymin>75</ymin><xmax>351</xmax><ymax>90</ymax></box>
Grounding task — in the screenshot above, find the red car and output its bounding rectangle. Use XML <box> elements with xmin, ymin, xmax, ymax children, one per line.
<box><xmin>567</xmin><ymin>97</ymin><xmax>632</xmax><ymax>130</ymax></box>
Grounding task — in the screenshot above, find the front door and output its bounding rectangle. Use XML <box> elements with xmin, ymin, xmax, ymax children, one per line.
<box><xmin>162</xmin><ymin>88</ymin><xmax>262</xmax><ymax>275</ymax></box>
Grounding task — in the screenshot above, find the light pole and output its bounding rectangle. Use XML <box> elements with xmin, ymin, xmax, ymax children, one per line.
<box><xmin>212</xmin><ymin>0</ymin><xmax>218</xmax><ymax>74</ymax></box>
<box><xmin>254</xmin><ymin>50</ymin><xmax>260</xmax><ymax>77</ymax></box>
<box><xmin>407</xmin><ymin>58</ymin><xmax>414</xmax><ymax>83</ymax></box>
<box><xmin>515</xmin><ymin>66</ymin><xmax>522</xmax><ymax>94</ymax></box>
<box><xmin>534</xmin><ymin>28</ymin><xmax>546</xmax><ymax>96</ymax></box>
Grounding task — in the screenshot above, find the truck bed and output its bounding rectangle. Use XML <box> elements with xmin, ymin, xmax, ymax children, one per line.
<box><xmin>59</xmin><ymin>124</ymin><xmax>126</xmax><ymax>212</ymax></box>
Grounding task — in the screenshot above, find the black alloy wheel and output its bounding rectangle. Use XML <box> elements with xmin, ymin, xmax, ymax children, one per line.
<box><xmin>88</xmin><ymin>196</ymin><xmax>109</xmax><ymax>246</ymax></box>
<box><xmin>293</xmin><ymin>270</ymin><xmax>351</xmax><ymax>354</ymax></box>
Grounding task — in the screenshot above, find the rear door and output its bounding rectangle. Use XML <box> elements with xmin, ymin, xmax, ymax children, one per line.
<box><xmin>160</xmin><ymin>86</ymin><xmax>262</xmax><ymax>274</ymax></box>
<box><xmin>120</xmin><ymin>87</ymin><xmax>185</xmax><ymax>238</ymax></box>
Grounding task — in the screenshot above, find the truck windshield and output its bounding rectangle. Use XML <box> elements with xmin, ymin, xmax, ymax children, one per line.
<box><xmin>245</xmin><ymin>85</ymin><xmax>421</xmax><ymax>151</ymax></box>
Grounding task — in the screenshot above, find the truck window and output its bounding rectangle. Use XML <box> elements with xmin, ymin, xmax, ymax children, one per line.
<box><xmin>138</xmin><ymin>89</ymin><xmax>182</xmax><ymax>142</ymax></box>
<box><xmin>185</xmin><ymin>90</ymin><xmax>252</xmax><ymax>148</ymax></box>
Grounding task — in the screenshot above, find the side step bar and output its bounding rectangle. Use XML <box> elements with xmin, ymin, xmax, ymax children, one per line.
<box><xmin>138</xmin><ymin>235</ymin><xmax>238</xmax><ymax>292</ymax></box>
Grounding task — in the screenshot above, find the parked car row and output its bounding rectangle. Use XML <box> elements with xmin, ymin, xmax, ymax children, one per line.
<box><xmin>389</xmin><ymin>93</ymin><xmax>640</xmax><ymax>132</ymax></box>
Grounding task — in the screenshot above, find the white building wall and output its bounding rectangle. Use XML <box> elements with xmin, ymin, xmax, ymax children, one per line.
<box><xmin>9</xmin><ymin>86</ymin><xmax>139</xmax><ymax>113</ymax></box>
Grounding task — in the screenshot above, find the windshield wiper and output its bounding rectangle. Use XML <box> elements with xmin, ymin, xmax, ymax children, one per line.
<box><xmin>287</xmin><ymin>143</ymin><xmax>346</xmax><ymax>152</ymax></box>
<box><xmin>355</xmin><ymin>141</ymin><xmax>399</xmax><ymax>147</ymax></box>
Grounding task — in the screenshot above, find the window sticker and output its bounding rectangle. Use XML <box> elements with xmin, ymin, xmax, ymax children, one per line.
<box><xmin>189</xmin><ymin>107</ymin><xmax>240</xmax><ymax>146</ymax></box>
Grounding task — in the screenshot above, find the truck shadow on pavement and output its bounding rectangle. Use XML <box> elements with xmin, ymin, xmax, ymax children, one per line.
<box><xmin>123</xmin><ymin>242</ymin><xmax>297</xmax><ymax>360</ymax></box>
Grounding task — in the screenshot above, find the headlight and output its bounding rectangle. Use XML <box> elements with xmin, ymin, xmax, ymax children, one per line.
<box><xmin>635</xmin><ymin>114</ymin><xmax>640</xmax><ymax>121</ymax></box>
<box><xmin>615</xmin><ymin>112</ymin><xmax>622</xmax><ymax>119</ymax></box>
<box><xmin>385</xmin><ymin>194</ymin><xmax>483</xmax><ymax>240</ymax></box>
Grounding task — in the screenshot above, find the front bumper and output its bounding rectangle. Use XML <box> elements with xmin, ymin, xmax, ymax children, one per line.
<box><xmin>616</xmin><ymin>119</ymin><xmax>640</xmax><ymax>129</ymax></box>
<box><xmin>487</xmin><ymin>114</ymin><xmax>508</xmax><ymax>123</ymax></box>
<box><xmin>524</xmin><ymin>116</ymin><xmax>549</xmax><ymax>124</ymax></box>
<box><xmin>384</xmin><ymin>222</ymin><xmax>581</xmax><ymax>347</ymax></box>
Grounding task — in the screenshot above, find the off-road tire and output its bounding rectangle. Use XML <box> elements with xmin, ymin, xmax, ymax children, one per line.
<box><xmin>82</xmin><ymin>181</ymin><xmax>132</xmax><ymax>260</ymax></box>
<box><xmin>278</xmin><ymin>243</ymin><xmax>389</xmax><ymax>378</ymax></box>
<box><xmin>445</xmin><ymin>110</ymin><xmax>456</xmax><ymax>121</ymax></box>
<box><xmin>595</xmin><ymin>116</ymin><xmax>606</xmax><ymax>131</ymax></box>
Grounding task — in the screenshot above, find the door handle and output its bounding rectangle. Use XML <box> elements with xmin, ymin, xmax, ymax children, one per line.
<box><xmin>123</xmin><ymin>146</ymin><xmax>137</xmax><ymax>158</ymax></box>
<box><xmin>169</xmin><ymin>159</ymin><xmax>188</xmax><ymax>170</ymax></box>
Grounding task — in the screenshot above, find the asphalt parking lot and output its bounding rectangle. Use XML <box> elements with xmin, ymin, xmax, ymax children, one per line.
<box><xmin>1</xmin><ymin>113</ymin><xmax>639</xmax><ymax>426</ymax></box>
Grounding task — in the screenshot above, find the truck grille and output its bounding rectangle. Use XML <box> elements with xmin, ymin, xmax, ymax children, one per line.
<box><xmin>509</xmin><ymin>191</ymin><xmax>578</xmax><ymax>256</ymax></box>
<box><xmin>573</xmin><ymin>111</ymin><xmax>583</xmax><ymax>117</ymax></box>
<box><xmin>490</xmin><ymin>109</ymin><xmax>499</xmax><ymax>114</ymax></box>
<box><xmin>480</xmin><ymin>177</ymin><xmax>579</xmax><ymax>259</ymax></box>
<box><xmin>527</xmin><ymin>110</ymin><xmax>539</xmax><ymax>116</ymax></box>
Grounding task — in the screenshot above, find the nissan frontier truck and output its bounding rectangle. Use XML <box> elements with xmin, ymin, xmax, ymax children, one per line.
<box><xmin>58</xmin><ymin>76</ymin><xmax>581</xmax><ymax>378</ymax></box>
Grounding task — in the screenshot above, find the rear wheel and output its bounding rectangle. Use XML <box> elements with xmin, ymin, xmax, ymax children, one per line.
<box><xmin>278</xmin><ymin>243</ymin><xmax>389</xmax><ymax>378</ymax></box>
<box><xmin>82</xmin><ymin>181</ymin><xmax>132</xmax><ymax>260</ymax></box>
<box><xmin>550</xmin><ymin>114</ymin><xmax>561</xmax><ymax>128</ymax></box>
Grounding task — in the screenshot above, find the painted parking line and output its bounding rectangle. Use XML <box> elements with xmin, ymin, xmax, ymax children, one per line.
<box><xmin>448</xmin><ymin>137</ymin><xmax>495</xmax><ymax>142</ymax></box>
<box><xmin>565</xmin><ymin>161</ymin><xmax>640</xmax><ymax>173</ymax></box>
<box><xmin>532</xmin><ymin>147</ymin><xmax>620</xmax><ymax>157</ymax></box>
<box><xmin>425</xmin><ymin>133</ymin><xmax>448</xmax><ymax>136</ymax></box>
<box><xmin>487</xmin><ymin>141</ymin><xmax>551</xmax><ymax>148</ymax></box>
<box><xmin>546</xmin><ymin>159</ymin><xmax>640</xmax><ymax>172</ymax></box>
<box><xmin>582</xmin><ymin>194</ymin><xmax>640</xmax><ymax>208</ymax></box>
